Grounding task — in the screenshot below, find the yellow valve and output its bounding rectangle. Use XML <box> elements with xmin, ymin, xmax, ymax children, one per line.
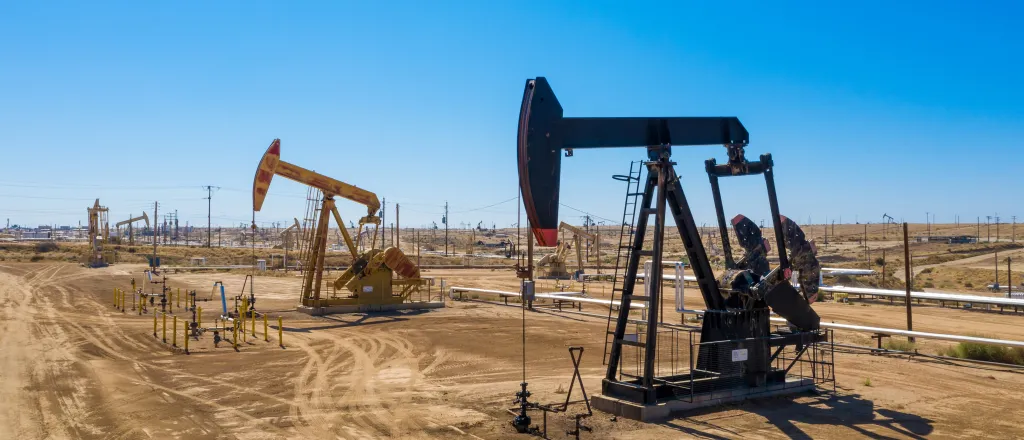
<box><xmin>263</xmin><ymin>314</ymin><xmax>269</xmax><ymax>342</ymax></box>
<box><xmin>162</xmin><ymin>313</ymin><xmax>167</xmax><ymax>343</ymax></box>
<box><xmin>250</xmin><ymin>312</ymin><xmax>256</xmax><ymax>336</ymax></box>
<box><xmin>198</xmin><ymin>306</ymin><xmax>202</xmax><ymax>327</ymax></box>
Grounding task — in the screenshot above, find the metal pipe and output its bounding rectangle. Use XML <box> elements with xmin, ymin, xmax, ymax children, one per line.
<box><xmin>448</xmin><ymin>287</ymin><xmax>645</xmax><ymax>309</ymax></box>
<box><xmin>464</xmin><ymin>291</ymin><xmax>1024</xmax><ymax>349</ymax></box>
<box><xmin>819</xmin><ymin>285</ymin><xmax>1024</xmax><ymax>308</ymax></box>
<box><xmin>832</xmin><ymin>342</ymin><xmax>1024</xmax><ymax>370</ymax></box>
<box><xmin>818</xmin><ymin>320</ymin><xmax>1024</xmax><ymax>348</ymax></box>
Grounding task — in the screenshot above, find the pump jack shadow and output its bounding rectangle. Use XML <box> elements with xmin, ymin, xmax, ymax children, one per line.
<box><xmin>659</xmin><ymin>389</ymin><xmax>933</xmax><ymax>440</ymax></box>
<box><xmin>287</xmin><ymin>309</ymin><xmax>430</xmax><ymax>333</ymax></box>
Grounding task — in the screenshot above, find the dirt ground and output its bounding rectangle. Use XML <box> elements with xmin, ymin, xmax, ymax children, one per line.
<box><xmin>2</xmin><ymin>262</ymin><xmax>1023</xmax><ymax>439</ymax></box>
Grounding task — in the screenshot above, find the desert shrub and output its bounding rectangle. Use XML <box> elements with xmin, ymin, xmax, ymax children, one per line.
<box><xmin>921</xmin><ymin>268</ymin><xmax>933</xmax><ymax>274</ymax></box>
<box><xmin>35</xmin><ymin>242</ymin><xmax>58</xmax><ymax>253</ymax></box>
<box><xmin>923</xmin><ymin>282</ymin><xmax>935</xmax><ymax>288</ymax></box>
<box><xmin>883</xmin><ymin>338</ymin><xmax>916</xmax><ymax>352</ymax></box>
<box><xmin>863</xmin><ymin>378</ymin><xmax>872</xmax><ymax>387</ymax></box>
<box><xmin>30</xmin><ymin>254</ymin><xmax>43</xmax><ymax>262</ymax></box>
<box><xmin>874</xmin><ymin>257</ymin><xmax>886</xmax><ymax>266</ymax></box>
<box><xmin>964</xmin><ymin>282</ymin><xmax>974</xmax><ymax>288</ymax></box>
<box><xmin>944</xmin><ymin>342</ymin><xmax>1024</xmax><ymax>365</ymax></box>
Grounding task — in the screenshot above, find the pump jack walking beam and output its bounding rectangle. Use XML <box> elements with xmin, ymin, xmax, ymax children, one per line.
<box><xmin>519</xmin><ymin>77</ymin><xmax>743</xmax><ymax>312</ymax></box>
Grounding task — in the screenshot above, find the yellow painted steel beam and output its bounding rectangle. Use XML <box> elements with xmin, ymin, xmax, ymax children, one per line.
<box><xmin>253</xmin><ymin>139</ymin><xmax>379</xmax><ymax>216</ymax></box>
<box><xmin>330</xmin><ymin>205</ymin><xmax>359</xmax><ymax>259</ymax></box>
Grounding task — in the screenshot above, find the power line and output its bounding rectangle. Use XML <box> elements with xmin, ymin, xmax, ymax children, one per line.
<box><xmin>0</xmin><ymin>182</ymin><xmax>195</xmax><ymax>190</ymax></box>
<box><xmin>559</xmin><ymin>203</ymin><xmax>618</xmax><ymax>224</ymax></box>
<box><xmin>451</xmin><ymin>196</ymin><xmax>518</xmax><ymax>214</ymax></box>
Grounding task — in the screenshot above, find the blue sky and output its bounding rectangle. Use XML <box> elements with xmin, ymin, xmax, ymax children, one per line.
<box><xmin>1</xmin><ymin>1</ymin><xmax>1021</xmax><ymax>231</ymax></box>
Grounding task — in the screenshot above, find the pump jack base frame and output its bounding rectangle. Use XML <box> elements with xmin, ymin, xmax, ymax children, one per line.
<box><xmin>297</xmin><ymin>301</ymin><xmax>444</xmax><ymax>316</ymax></box>
<box><xmin>592</xmin><ymin>377</ymin><xmax>816</xmax><ymax>422</ymax></box>
<box><xmin>595</xmin><ymin>326</ymin><xmax>833</xmax><ymax>421</ymax></box>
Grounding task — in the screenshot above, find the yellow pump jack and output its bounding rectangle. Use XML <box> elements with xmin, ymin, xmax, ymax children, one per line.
<box><xmin>537</xmin><ymin>221</ymin><xmax>598</xmax><ymax>279</ymax></box>
<box><xmin>86</xmin><ymin>199</ymin><xmax>112</xmax><ymax>268</ymax></box>
<box><xmin>115</xmin><ymin>212</ymin><xmax>149</xmax><ymax>246</ymax></box>
<box><xmin>254</xmin><ymin>139</ymin><xmax>436</xmax><ymax>315</ymax></box>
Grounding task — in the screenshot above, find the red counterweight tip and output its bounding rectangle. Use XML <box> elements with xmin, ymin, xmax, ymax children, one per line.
<box><xmin>534</xmin><ymin>228</ymin><xmax>558</xmax><ymax>247</ymax></box>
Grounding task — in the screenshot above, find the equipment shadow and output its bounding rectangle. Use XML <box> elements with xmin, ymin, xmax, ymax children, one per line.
<box><xmin>659</xmin><ymin>389</ymin><xmax>933</xmax><ymax>440</ymax></box>
<box><xmin>287</xmin><ymin>309</ymin><xmax>430</xmax><ymax>332</ymax></box>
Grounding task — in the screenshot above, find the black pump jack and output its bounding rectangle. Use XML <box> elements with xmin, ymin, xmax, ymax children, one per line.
<box><xmin>517</xmin><ymin>77</ymin><xmax>822</xmax><ymax>405</ymax></box>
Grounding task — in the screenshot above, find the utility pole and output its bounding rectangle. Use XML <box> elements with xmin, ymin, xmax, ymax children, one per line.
<box><xmin>996</xmin><ymin>215</ymin><xmax>1000</xmax><ymax>243</ymax></box>
<box><xmin>903</xmin><ymin>223</ymin><xmax>913</xmax><ymax>342</ymax></box>
<box><xmin>825</xmin><ymin>216</ymin><xmax>829</xmax><ymax>245</ymax></box>
<box><xmin>203</xmin><ymin>185</ymin><xmax>218</xmax><ymax>247</ymax></box>
<box><xmin>987</xmin><ymin>216</ymin><xmax>992</xmax><ymax>242</ymax></box>
<box><xmin>152</xmin><ymin>201</ymin><xmax>158</xmax><ymax>269</ymax></box>
<box><xmin>444</xmin><ymin>201</ymin><xmax>449</xmax><ymax>256</ymax></box>
<box><xmin>380</xmin><ymin>198</ymin><xmax>386</xmax><ymax>249</ymax></box>
<box><xmin>1013</xmin><ymin>216</ymin><xmax>1017</xmax><ymax>244</ymax></box>
<box><xmin>396</xmin><ymin>203</ymin><xmax>400</xmax><ymax>252</ymax></box>
<box><xmin>881</xmin><ymin>249</ymin><xmax>886</xmax><ymax>288</ymax></box>
<box><xmin>926</xmin><ymin>212</ymin><xmax>930</xmax><ymax>238</ymax></box>
<box><xmin>864</xmin><ymin>223</ymin><xmax>869</xmax><ymax>264</ymax></box>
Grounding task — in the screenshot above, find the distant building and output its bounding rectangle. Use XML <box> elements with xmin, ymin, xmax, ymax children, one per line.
<box><xmin>914</xmin><ymin>235</ymin><xmax>978</xmax><ymax>244</ymax></box>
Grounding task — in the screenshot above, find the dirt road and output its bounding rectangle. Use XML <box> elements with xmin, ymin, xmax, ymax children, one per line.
<box><xmin>2</xmin><ymin>263</ymin><xmax>1023</xmax><ymax>439</ymax></box>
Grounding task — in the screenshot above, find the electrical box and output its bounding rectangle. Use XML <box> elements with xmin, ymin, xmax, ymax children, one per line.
<box><xmin>523</xmin><ymin>280</ymin><xmax>535</xmax><ymax>302</ymax></box>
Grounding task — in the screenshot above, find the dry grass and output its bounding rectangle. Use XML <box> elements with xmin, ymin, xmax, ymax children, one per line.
<box><xmin>943</xmin><ymin>342</ymin><xmax>1024</xmax><ymax>366</ymax></box>
<box><xmin>883</xmin><ymin>338</ymin><xmax>917</xmax><ymax>352</ymax></box>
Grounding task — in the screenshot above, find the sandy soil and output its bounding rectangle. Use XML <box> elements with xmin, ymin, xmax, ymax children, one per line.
<box><xmin>2</xmin><ymin>262</ymin><xmax>1023</xmax><ymax>439</ymax></box>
